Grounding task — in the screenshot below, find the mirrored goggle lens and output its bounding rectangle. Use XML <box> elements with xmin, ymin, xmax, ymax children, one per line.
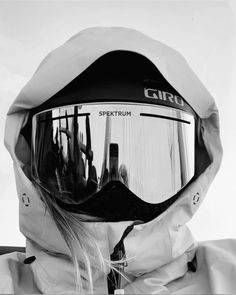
<box><xmin>32</xmin><ymin>103</ymin><xmax>195</xmax><ymax>204</ymax></box>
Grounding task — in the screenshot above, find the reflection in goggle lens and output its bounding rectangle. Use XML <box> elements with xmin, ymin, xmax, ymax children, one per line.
<box><xmin>32</xmin><ymin>103</ymin><xmax>195</xmax><ymax>205</ymax></box>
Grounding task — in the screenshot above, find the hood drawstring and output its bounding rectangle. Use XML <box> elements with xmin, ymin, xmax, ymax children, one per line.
<box><xmin>107</xmin><ymin>221</ymin><xmax>143</xmax><ymax>294</ymax></box>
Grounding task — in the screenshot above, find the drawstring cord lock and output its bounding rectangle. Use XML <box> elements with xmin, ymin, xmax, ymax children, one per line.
<box><xmin>114</xmin><ymin>289</ymin><xmax>124</xmax><ymax>294</ymax></box>
<box><xmin>24</xmin><ymin>256</ymin><xmax>36</xmax><ymax>264</ymax></box>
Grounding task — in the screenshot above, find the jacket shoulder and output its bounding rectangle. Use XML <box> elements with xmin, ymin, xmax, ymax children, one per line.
<box><xmin>0</xmin><ymin>251</ymin><xmax>40</xmax><ymax>294</ymax></box>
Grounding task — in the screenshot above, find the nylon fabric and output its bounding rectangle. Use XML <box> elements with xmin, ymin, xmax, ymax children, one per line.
<box><xmin>1</xmin><ymin>240</ymin><xmax>236</xmax><ymax>294</ymax></box>
<box><xmin>0</xmin><ymin>252</ymin><xmax>40</xmax><ymax>294</ymax></box>
<box><xmin>2</xmin><ymin>27</ymin><xmax>233</xmax><ymax>294</ymax></box>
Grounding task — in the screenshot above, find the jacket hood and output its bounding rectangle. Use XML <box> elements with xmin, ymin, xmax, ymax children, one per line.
<box><xmin>4</xmin><ymin>27</ymin><xmax>223</xmax><ymax>293</ymax></box>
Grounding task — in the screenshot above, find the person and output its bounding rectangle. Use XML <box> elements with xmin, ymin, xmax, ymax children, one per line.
<box><xmin>2</xmin><ymin>27</ymin><xmax>236</xmax><ymax>294</ymax></box>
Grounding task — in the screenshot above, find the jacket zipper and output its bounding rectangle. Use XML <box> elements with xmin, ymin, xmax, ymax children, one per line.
<box><xmin>107</xmin><ymin>221</ymin><xmax>142</xmax><ymax>294</ymax></box>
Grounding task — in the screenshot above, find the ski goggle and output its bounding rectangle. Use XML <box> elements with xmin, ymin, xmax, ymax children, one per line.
<box><xmin>31</xmin><ymin>102</ymin><xmax>195</xmax><ymax>205</ymax></box>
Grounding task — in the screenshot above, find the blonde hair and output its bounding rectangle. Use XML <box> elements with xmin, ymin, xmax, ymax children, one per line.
<box><xmin>35</xmin><ymin>183</ymin><xmax>128</xmax><ymax>294</ymax></box>
<box><xmin>16</xmin><ymin>130</ymin><xmax>128</xmax><ymax>293</ymax></box>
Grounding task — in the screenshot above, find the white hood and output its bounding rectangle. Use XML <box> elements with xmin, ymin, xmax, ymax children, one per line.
<box><xmin>4</xmin><ymin>27</ymin><xmax>223</xmax><ymax>294</ymax></box>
